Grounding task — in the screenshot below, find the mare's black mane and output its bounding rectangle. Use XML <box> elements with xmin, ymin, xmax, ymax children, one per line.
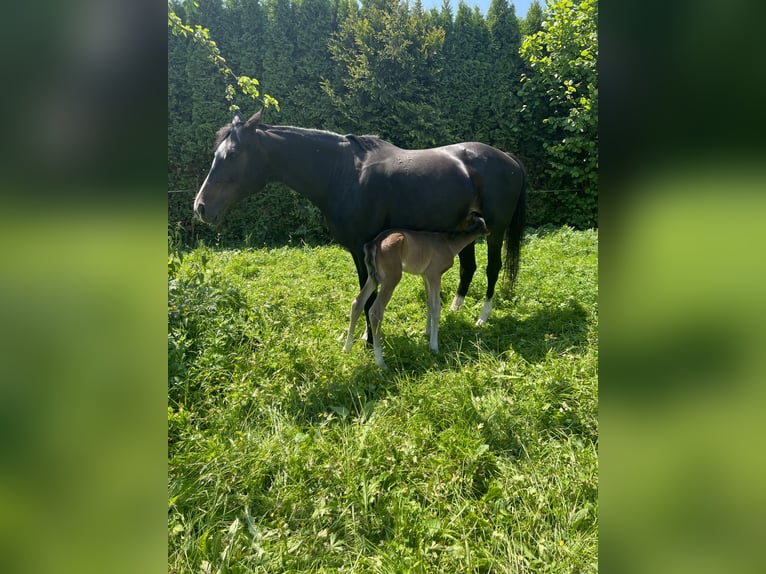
<box><xmin>213</xmin><ymin>117</ymin><xmax>385</xmax><ymax>154</ymax></box>
<box><xmin>213</xmin><ymin>125</ymin><xmax>233</xmax><ymax>150</ymax></box>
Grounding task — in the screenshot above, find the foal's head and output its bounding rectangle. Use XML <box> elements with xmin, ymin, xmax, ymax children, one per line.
<box><xmin>457</xmin><ymin>211</ymin><xmax>490</xmax><ymax>237</ymax></box>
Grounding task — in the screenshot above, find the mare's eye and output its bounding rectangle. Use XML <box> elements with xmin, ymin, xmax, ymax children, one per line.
<box><xmin>227</xmin><ymin>150</ymin><xmax>239</xmax><ymax>160</ymax></box>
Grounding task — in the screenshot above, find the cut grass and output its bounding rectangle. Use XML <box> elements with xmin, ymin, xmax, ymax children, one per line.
<box><xmin>168</xmin><ymin>226</ymin><xmax>598</xmax><ymax>572</ymax></box>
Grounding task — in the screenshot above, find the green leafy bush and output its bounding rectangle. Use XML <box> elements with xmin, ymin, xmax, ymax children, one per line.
<box><xmin>168</xmin><ymin>183</ymin><xmax>332</xmax><ymax>248</ymax></box>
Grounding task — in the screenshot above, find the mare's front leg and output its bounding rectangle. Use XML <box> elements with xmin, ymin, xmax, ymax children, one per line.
<box><xmin>450</xmin><ymin>241</ymin><xmax>477</xmax><ymax>311</ymax></box>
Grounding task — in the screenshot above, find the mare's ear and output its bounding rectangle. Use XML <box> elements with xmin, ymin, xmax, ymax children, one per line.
<box><xmin>232</xmin><ymin>111</ymin><xmax>244</xmax><ymax>125</ymax></box>
<box><xmin>245</xmin><ymin>108</ymin><xmax>263</xmax><ymax>128</ymax></box>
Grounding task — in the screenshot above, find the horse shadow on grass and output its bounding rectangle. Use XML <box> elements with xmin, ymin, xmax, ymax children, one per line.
<box><xmin>281</xmin><ymin>298</ymin><xmax>592</xmax><ymax>427</ymax></box>
<box><xmin>385</xmin><ymin>297</ymin><xmax>593</xmax><ymax>369</ymax></box>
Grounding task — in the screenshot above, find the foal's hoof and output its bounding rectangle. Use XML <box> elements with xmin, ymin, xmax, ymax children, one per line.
<box><xmin>476</xmin><ymin>318</ymin><xmax>487</xmax><ymax>326</ymax></box>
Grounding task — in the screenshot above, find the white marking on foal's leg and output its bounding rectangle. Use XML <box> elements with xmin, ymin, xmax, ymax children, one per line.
<box><xmin>423</xmin><ymin>277</ymin><xmax>432</xmax><ymax>335</ymax></box>
<box><xmin>450</xmin><ymin>294</ymin><xmax>465</xmax><ymax>311</ymax></box>
<box><xmin>426</xmin><ymin>278</ymin><xmax>441</xmax><ymax>353</ymax></box>
<box><xmin>429</xmin><ymin>304</ymin><xmax>440</xmax><ymax>353</ymax></box>
<box><xmin>476</xmin><ymin>298</ymin><xmax>493</xmax><ymax>326</ymax></box>
<box><xmin>429</xmin><ymin>322</ymin><xmax>439</xmax><ymax>353</ymax></box>
<box><xmin>374</xmin><ymin>346</ymin><xmax>387</xmax><ymax>370</ymax></box>
<box><xmin>342</xmin><ymin>330</ymin><xmax>354</xmax><ymax>352</ymax></box>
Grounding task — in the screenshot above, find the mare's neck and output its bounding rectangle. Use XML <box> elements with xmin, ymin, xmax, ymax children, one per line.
<box><xmin>260</xmin><ymin>126</ymin><xmax>345</xmax><ymax>211</ymax></box>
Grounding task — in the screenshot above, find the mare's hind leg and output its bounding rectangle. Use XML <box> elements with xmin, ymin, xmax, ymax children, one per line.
<box><xmin>450</xmin><ymin>241</ymin><xmax>477</xmax><ymax>311</ymax></box>
<box><xmin>478</xmin><ymin>234</ymin><xmax>503</xmax><ymax>325</ymax></box>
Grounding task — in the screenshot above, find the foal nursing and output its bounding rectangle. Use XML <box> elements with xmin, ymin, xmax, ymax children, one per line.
<box><xmin>343</xmin><ymin>211</ymin><xmax>490</xmax><ymax>369</ymax></box>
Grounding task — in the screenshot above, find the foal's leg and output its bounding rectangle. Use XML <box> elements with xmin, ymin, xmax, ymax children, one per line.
<box><xmin>344</xmin><ymin>278</ymin><xmax>377</xmax><ymax>352</ymax></box>
<box><xmin>450</xmin><ymin>241</ymin><xmax>477</xmax><ymax>311</ymax></box>
<box><xmin>362</xmin><ymin>290</ymin><xmax>378</xmax><ymax>345</ymax></box>
<box><xmin>422</xmin><ymin>276</ymin><xmax>432</xmax><ymax>336</ymax></box>
<box><xmin>478</xmin><ymin>235</ymin><xmax>503</xmax><ymax>325</ymax></box>
<box><xmin>368</xmin><ymin>281</ymin><xmax>397</xmax><ymax>369</ymax></box>
<box><xmin>425</xmin><ymin>274</ymin><xmax>442</xmax><ymax>353</ymax></box>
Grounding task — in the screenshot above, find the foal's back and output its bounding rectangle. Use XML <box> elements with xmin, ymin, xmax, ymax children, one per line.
<box><xmin>372</xmin><ymin>230</ymin><xmax>456</xmax><ymax>278</ymax></box>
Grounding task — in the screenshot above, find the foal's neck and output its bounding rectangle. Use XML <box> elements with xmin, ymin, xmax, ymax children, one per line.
<box><xmin>449</xmin><ymin>234</ymin><xmax>478</xmax><ymax>257</ymax></box>
<box><xmin>446</xmin><ymin>228</ymin><xmax>484</xmax><ymax>257</ymax></box>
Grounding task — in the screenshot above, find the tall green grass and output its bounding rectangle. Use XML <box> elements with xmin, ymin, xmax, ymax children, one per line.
<box><xmin>168</xmin><ymin>226</ymin><xmax>598</xmax><ymax>572</ymax></box>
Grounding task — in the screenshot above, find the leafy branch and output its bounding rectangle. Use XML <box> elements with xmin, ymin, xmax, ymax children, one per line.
<box><xmin>168</xmin><ymin>6</ymin><xmax>278</xmax><ymax>112</ymax></box>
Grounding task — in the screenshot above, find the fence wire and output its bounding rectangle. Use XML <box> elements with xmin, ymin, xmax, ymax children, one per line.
<box><xmin>168</xmin><ymin>189</ymin><xmax>581</xmax><ymax>194</ymax></box>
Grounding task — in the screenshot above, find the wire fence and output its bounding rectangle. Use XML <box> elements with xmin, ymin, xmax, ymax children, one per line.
<box><xmin>168</xmin><ymin>189</ymin><xmax>582</xmax><ymax>194</ymax></box>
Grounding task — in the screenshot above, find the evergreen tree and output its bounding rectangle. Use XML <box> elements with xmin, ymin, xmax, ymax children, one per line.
<box><xmin>324</xmin><ymin>0</ymin><xmax>446</xmax><ymax>147</ymax></box>
<box><xmin>488</xmin><ymin>0</ymin><xmax>521</xmax><ymax>56</ymax></box>
<box><xmin>440</xmin><ymin>2</ymin><xmax>492</xmax><ymax>143</ymax></box>
<box><xmin>434</xmin><ymin>0</ymin><xmax>454</xmax><ymax>31</ymax></box>
<box><xmin>521</xmin><ymin>0</ymin><xmax>545</xmax><ymax>36</ymax></box>
<box><xmin>521</xmin><ymin>0</ymin><xmax>598</xmax><ymax>227</ymax></box>
<box><xmin>262</xmin><ymin>0</ymin><xmax>297</xmax><ymax>122</ymax></box>
<box><xmin>221</xmin><ymin>0</ymin><xmax>266</xmax><ymax>112</ymax></box>
<box><xmin>168</xmin><ymin>24</ymin><xmax>194</xmax><ymax>190</ymax></box>
<box><xmin>290</xmin><ymin>0</ymin><xmax>339</xmax><ymax>129</ymax></box>
<box><xmin>485</xmin><ymin>0</ymin><xmax>523</xmax><ymax>152</ymax></box>
<box><xmin>188</xmin><ymin>5</ymin><xmax>230</xmax><ymax>178</ymax></box>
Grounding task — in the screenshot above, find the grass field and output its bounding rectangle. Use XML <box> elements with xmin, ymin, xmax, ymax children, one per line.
<box><xmin>168</xmin><ymin>226</ymin><xmax>598</xmax><ymax>572</ymax></box>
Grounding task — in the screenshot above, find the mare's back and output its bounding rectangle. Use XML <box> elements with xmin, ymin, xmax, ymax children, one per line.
<box><xmin>358</xmin><ymin>147</ymin><xmax>477</xmax><ymax>233</ymax></box>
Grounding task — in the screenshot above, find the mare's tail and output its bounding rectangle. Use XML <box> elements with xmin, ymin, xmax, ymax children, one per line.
<box><xmin>504</xmin><ymin>155</ymin><xmax>527</xmax><ymax>290</ymax></box>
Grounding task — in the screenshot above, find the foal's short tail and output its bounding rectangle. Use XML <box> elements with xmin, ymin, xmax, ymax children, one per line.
<box><xmin>504</xmin><ymin>156</ymin><xmax>527</xmax><ymax>290</ymax></box>
<box><xmin>363</xmin><ymin>242</ymin><xmax>381</xmax><ymax>285</ymax></box>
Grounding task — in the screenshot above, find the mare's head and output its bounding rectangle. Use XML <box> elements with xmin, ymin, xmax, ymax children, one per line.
<box><xmin>193</xmin><ymin>110</ymin><xmax>267</xmax><ymax>225</ymax></box>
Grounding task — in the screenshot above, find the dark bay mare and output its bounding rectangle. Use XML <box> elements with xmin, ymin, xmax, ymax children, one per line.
<box><xmin>193</xmin><ymin>110</ymin><xmax>526</xmax><ymax>338</ymax></box>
